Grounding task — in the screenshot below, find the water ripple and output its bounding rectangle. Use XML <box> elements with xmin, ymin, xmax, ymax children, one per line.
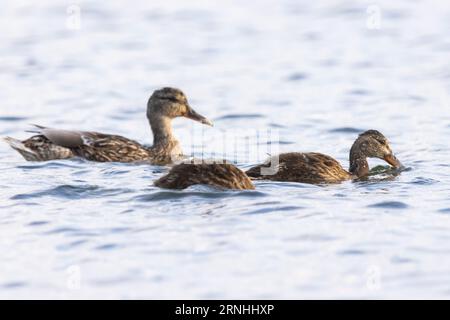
<box><xmin>2</xmin><ymin>281</ymin><xmax>27</xmax><ymax>289</ymax></box>
<box><xmin>17</xmin><ymin>161</ymin><xmax>85</xmax><ymax>170</ymax></box>
<box><xmin>95</xmin><ymin>243</ymin><xmax>121</xmax><ymax>251</ymax></box>
<box><xmin>339</xmin><ymin>249</ymin><xmax>371</xmax><ymax>256</ymax></box>
<box><xmin>0</xmin><ymin>116</ymin><xmax>28</xmax><ymax>122</ymax></box>
<box><xmin>368</xmin><ymin>201</ymin><xmax>409</xmax><ymax>209</ymax></box>
<box><xmin>244</xmin><ymin>205</ymin><xmax>304</xmax><ymax>215</ymax></box>
<box><xmin>411</xmin><ymin>177</ymin><xmax>438</xmax><ymax>185</ymax></box>
<box><xmin>27</xmin><ymin>220</ymin><xmax>50</xmax><ymax>226</ymax></box>
<box><xmin>11</xmin><ymin>185</ymin><xmax>133</xmax><ymax>200</ymax></box>
<box><xmin>328</xmin><ymin>127</ymin><xmax>364</xmax><ymax>134</ymax></box>
<box><xmin>286</xmin><ymin>72</ymin><xmax>309</xmax><ymax>81</ymax></box>
<box><xmin>133</xmin><ymin>190</ymin><xmax>266</xmax><ymax>202</ymax></box>
<box><xmin>347</xmin><ymin>89</ymin><xmax>371</xmax><ymax>96</ymax></box>
<box><xmin>56</xmin><ymin>239</ymin><xmax>89</xmax><ymax>251</ymax></box>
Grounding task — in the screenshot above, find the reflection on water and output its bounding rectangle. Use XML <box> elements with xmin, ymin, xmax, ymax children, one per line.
<box><xmin>1</xmin><ymin>0</ymin><xmax>450</xmax><ymax>299</ymax></box>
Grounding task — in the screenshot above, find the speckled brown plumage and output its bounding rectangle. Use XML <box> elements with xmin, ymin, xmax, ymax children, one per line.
<box><xmin>246</xmin><ymin>152</ymin><xmax>351</xmax><ymax>184</ymax></box>
<box><xmin>154</xmin><ymin>163</ymin><xmax>255</xmax><ymax>190</ymax></box>
<box><xmin>4</xmin><ymin>88</ymin><xmax>212</xmax><ymax>163</ymax></box>
<box><xmin>246</xmin><ymin>130</ymin><xmax>402</xmax><ymax>184</ymax></box>
<box><xmin>3</xmin><ymin>136</ymin><xmax>73</xmax><ymax>161</ymax></box>
<box><xmin>70</xmin><ymin>133</ymin><xmax>155</xmax><ymax>163</ymax></box>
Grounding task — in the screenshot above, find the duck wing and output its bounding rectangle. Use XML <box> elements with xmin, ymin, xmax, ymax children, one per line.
<box><xmin>246</xmin><ymin>152</ymin><xmax>350</xmax><ymax>184</ymax></box>
<box><xmin>28</xmin><ymin>125</ymin><xmax>150</xmax><ymax>162</ymax></box>
<box><xmin>28</xmin><ymin>124</ymin><xmax>103</xmax><ymax>147</ymax></box>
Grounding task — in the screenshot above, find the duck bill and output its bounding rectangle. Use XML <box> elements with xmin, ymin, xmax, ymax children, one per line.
<box><xmin>185</xmin><ymin>106</ymin><xmax>213</xmax><ymax>127</ymax></box>
<box><xmin>384</xmin><ymin>153</ymin><xmax>403</xmax><ymax>169</ymax></box>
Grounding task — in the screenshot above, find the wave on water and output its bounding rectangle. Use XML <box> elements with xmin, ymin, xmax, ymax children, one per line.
<box><xmin>133</xmin><ymin>188</ymin><xmax>266</xmax><ymax>202</ymax></box>
<box><xmin>367</xmin><ymin>201</ymin><xmax>409</xmax><ymax>209</ymax></box>
<box><xmin>11</xmin><ymin>185</ymin><xmax>134</xmax><ymax>200</ymax></box>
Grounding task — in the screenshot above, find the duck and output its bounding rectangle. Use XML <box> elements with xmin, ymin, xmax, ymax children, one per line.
<box><xmin>246</xmin><ymin>130</ymin><xmax>403</xmax><ymax>184</ymax></box>
<box><xmin>154</xmin><ymin>162</ymin><xmax>255</xmax><ymax>190</ymax></box>
<box><xmin>3</xmin><ymin>87</ymin><xmax>212</xmax><ymax>164</ymax></box>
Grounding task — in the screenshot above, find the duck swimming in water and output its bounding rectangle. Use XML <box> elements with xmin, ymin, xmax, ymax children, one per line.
<box><xmin>3</xmin><ymin>87</ymin><xmax>212</xmax><ymax>164</ymax></box>
<box><xmin>154</xmin><ymin>162</ymin><xmax>255</xmax><ymax>190</ymax></box>
<box><xmin>246</xmin><ymin>130</ymin><xmax>402</xmax><ymax>184</ymax></box>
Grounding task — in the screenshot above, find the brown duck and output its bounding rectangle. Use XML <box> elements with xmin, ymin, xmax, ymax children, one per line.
<box><xmin>3</xmin><ymin>88</ymin><xmax>212</xmax><ymax>164</ymax></box>
<box><xmin>246</xmin><ymin>130</ymin><xmax>403</xmax><ymax>184</ymax></box>
<box><xmin>154</xmin><ymin>162</ymin><xmax>255</xmax><ymax>190</ymax></box>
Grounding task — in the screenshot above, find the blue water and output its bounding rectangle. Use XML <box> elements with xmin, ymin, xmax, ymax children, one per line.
<box><xmin>1</xmin><ymin>0</ymin><xmax>450</xmax><ymax>299</ymax></box>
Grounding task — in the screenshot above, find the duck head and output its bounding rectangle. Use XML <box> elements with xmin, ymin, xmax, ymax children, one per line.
<box><xmin>147</xmin><ymin>87</ymin><xmax>213</xmax><ymax>126</ymax></box>
<box><xmin>349</xmin><ymin>130</ymin><xmax>402</xmax><ymax>177</ymax></box>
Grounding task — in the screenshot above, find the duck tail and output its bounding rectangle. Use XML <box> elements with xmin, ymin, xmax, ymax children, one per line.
<box><xmin>3</xmin><ymin>136</ymin><xmax>40</xmax><ymax>161</ymax></box>
<box><xmin>25</xmin><ymin>124</ymin><xmax>47</xmax><ymax>134</ymax></box>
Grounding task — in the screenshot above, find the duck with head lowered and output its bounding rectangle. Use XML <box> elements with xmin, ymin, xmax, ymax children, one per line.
<box><xmin>3</xmin><ymin>87</ymin><xmax>212</xmax><ymax>164</ymax></box>
<box><xmin>154</xmin><ymin>161</ymin><xmax>255</xmax><ymax>190</ymax></box>
<box><xmin>246</xmin><ymin>130</ymin><xmax>403</xmax><ymax>184</ymax></box>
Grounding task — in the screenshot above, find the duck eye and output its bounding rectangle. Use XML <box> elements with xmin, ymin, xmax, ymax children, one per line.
<box><xmin>163</xmin><ymin>96</ymin><xmax>180</xmax><ymax>103</ymax></box>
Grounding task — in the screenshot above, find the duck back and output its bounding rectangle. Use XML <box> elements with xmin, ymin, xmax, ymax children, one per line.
<box><xmin>246</xmin><ymin>152</ymin><xmax>351</xmax><ymax>184</ymax></box>
<box><xmin>155</xmin><ymin>163</ymin><xmax>255</xmax><ymax>190</ymax></box>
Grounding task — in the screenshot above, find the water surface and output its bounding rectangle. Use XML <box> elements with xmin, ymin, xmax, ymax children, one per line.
<box><xmin>1</xmin><ymin>0</ymin><xmax>450</xmax><ymax>299</ymax></box>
